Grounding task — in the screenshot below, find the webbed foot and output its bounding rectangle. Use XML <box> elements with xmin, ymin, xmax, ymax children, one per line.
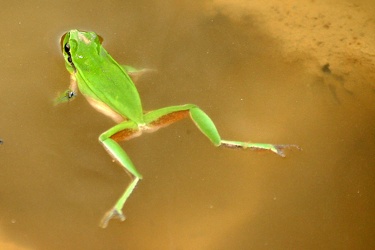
<box><xmin>220</xmin><ymin>140</ymin><xmax>301</xmax><ymax>157</ymax></box>
<box><xmin>273</xmin><ymin>144</ymin><xmax>302</xmax><ymax>157</ymax></box>
<box><xmin>100</xmin><ymin>208</ymin><xmax>126</xmax><ymax>228</ymax></box>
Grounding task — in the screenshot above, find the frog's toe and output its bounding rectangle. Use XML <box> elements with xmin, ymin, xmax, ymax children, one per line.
<box><xmin>274</xmin><ymin>144</ymin><xmax>302</xmax><ymax>157</ymax></box>
<box><xmin>99</xmin><ymin>208</ymin><xmax>126</xmax><ymax>228</ymax></box>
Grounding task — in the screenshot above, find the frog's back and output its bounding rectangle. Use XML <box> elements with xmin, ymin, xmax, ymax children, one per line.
<box><xmin>74</xmin><ymin>40</ymin><xmax>144</xmax><ymax>123</ymax></box>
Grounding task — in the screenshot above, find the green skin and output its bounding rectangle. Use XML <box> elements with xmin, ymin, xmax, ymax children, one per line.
<box><xmin>56</xmin><ymin>30</ymin><xmax>298</xmax><ymax>228</ymax></box>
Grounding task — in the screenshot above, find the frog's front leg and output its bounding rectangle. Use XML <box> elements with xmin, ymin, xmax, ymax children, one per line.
<box><xmin>99</xmin><ymin>120</ymin><xmax>143</xmax><ymax>228</ymax></box>
<box><xmin>54</xmin><ymin>74</ymin><xmax>78</xmax><ymax>105</ymax></box>
<box><xmin>121</xmin><ymin>64</ymin><xmax>156</xmax><ymax>82</ymax></box>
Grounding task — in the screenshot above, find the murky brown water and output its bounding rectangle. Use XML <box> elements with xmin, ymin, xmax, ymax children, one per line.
<box><xmin>0</xmin><ymin>0</ymin><xmax>374</xmax><ymax>249</ymax></box>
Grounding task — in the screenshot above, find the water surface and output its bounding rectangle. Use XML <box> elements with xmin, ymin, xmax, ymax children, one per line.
<box><xmin>0</xmin><ymin>0</ymin><xmax>374</xmax><ymax>249</ymax></box>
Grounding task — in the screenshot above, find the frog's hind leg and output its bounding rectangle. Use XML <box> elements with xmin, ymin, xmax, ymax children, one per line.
<box><xmin>99</xmin><ymin>104</ymin><xmax>298</xmax><ymax>228</ymax></box>
<box><xmin>98</xmin><ymin>120</ymin><xmax>143</xmax><ymax>228</ymax></box>
<box><xmin>143</xmin><ymin>104</ymin><xmax>299</xmax><ymax>157</ymax></box>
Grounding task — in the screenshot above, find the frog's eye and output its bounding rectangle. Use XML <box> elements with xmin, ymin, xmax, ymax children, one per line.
<box><xmin>64</xmin><ymin>43</ymin><xmax>73</xmax><ymax>63</ymax></box>
<box><xmin>64</xmin><ymin>43</ymin><xmax>70</xmax><ymax>53</ymax></box>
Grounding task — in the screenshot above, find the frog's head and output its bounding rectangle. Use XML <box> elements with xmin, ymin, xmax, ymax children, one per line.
<box><xmin>61</xmin><ymin>30</ymin><xmax>101</xmax><ymax>73</ymax></box>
